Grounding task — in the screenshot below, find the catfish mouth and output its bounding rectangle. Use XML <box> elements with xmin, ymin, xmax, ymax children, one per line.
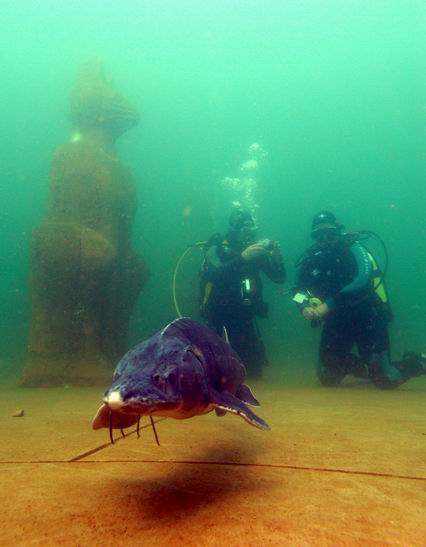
<box><xmin>104</xmin><ymin>389</ymin><xmax>182</xmax><ymax>415</ymax></box>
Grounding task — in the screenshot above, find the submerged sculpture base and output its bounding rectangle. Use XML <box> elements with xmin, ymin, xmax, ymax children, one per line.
<box><xmin>21</xmin><ymin>354</ymin><xmax>113</xmax><ymax>387</ymax></box>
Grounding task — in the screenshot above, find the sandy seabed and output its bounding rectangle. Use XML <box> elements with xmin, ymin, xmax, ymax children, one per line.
<box><xmin>0</xmin><ymin>372</ymin><xmax>425</xmax><ymax>546</ymax></box>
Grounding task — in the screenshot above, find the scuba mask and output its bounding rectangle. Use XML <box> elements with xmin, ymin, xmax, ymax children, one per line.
<box><xmin>311</xmin><ymin>226</ymin><xmax>340</xmax><ymax>244</ymax></box>
<box><xmin>228</xmin><ymin>216</ymin><xmax>257</xmax><ymax>249</ymax></box>
<box><xmin>238</xmin><ymin>223</ymin><xmax>257</xmax><ymax>247</ymax></box>
<box><xmin>310</xmin><ymin>211</ymin><xmax>342</xmax><ymax>247</ymax></box>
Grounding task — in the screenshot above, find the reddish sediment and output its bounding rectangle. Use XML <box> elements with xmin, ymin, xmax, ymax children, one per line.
<box><xmin>0</xmin><ymin>374</ymin><xmax>425</xmax><ymax>545</ymax></box>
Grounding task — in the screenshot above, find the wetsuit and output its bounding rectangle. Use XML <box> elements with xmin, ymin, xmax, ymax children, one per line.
<box><xmin>295</xmin><ymin>239</ymin><xmax>419</xmax><ymax>389</ymax></box>
<box><xmin>201</xmin><ymin>240</ymin><xmax>285</xmax><ymax>378</ymax></box>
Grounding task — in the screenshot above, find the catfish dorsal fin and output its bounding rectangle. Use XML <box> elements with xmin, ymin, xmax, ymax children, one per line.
<box><xmin>222</xmin><ymin>325</ymin><xmax>230</xmax><ymax>345</ymax></box>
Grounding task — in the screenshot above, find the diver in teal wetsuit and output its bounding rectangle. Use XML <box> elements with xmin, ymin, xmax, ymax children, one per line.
<box><xmin>294</xmin><ymin>211</ymin><xmax>425</xmax><ymax>389</ymax></box>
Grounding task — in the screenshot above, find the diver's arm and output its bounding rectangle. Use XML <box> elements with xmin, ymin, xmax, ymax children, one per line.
<box><xmin>261</xmin><ymin>255</ymin><xmax>286</xmax><ymax>284</ymax></box>
<box><xmin>325</xmin><ymin>243</ymin><xmax>372</xmax><ymax>310</ymax></box>
<box><xmin>260</xmin><ymin>242</ymin><xmax>286</xmax><ymax>284</ymax></box>
<box><xmin>292</xmin><ymin>257</ymin><xmax>326</xmax><ymax>322</ymax></box>
<box><xmin>292</xmin><ymin>262</ymin><xmax>312</xmax><ymax>314</ymax></box>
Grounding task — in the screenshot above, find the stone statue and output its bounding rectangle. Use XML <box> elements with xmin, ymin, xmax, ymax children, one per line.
<box><xmin>22</xmin><ymin>60</ymin><xmax>148</xmax><ymax>386</ymax></box>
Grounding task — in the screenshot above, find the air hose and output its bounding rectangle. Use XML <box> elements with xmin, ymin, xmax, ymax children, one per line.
<box><xmin>172</xmin><ymin>244</ymin><xmax>206</xmax><ymax>319</ymax></box>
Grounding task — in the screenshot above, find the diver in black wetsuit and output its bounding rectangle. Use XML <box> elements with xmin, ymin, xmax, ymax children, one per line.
<box><xmin>294</xmin><ymin>211</ymin><xmax>426</xmax><ymax>389</ymax></box>
<box><xmin>200</xmin><ymin>210</ymin><xmax>286</xmax><ymax>379</ymax></box>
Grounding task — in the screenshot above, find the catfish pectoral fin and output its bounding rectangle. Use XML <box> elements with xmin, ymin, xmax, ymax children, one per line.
<box><xmin>210</xmin><ymin>390</ymin><xmax>270</xmax><ymax>431</ymax></box>
<box><xmin>92</xmin><ymin>403</ymin><xmax>110</xmax><ymax>429</ymax></box>
<box><xmin>235</xmin><ymin>383</ymin><xmax>260</xmax><ymax>406</ymax></box>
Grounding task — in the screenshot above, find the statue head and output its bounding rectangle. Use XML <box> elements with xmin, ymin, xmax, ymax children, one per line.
<box><xmin>70</xmin><ymin>59</ymin><xmax>139</xmax><ymax>140</ymax></box>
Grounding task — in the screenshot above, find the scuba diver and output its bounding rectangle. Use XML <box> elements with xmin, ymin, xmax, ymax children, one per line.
<box><xmin>293</xmin><ymin>210</ymin><xmax>426</xmax><ymax>389</ymax></box>
<box><xmin>200</xmin><ymin>209</ymin><xmax>286</xmax><ymax>378</ymax></box>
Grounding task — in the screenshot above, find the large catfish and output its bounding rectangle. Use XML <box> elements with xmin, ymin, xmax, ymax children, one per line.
<box><xmin>92</xmin><ymin>318</ymin><xmax>270</xmax><ymax>440</ymax></box>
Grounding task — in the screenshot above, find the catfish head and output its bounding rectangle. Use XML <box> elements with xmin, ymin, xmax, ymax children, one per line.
<box><xmin>92</xmin><ymin>339</ymin><xmax>210</xmax><ymax>431</ymax></box>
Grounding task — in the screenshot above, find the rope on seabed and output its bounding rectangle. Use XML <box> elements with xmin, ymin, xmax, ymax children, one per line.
<box><xmin>3</xmin><ymin>413</ymin><xmax>425</xmax><ymax>482</ymax></box>
<box><xmin>2</xmin><ymin>457</ymin><xmax>425</xmax><ymax>482</ymax></box>
<box><xmin>72</xmin><ymin>461</ymin><xmax>426</xmax><ymax>481</ymax></box>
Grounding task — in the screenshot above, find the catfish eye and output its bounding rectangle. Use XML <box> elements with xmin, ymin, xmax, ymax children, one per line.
<box><xmin>168</xmin><ymin>373</ymin><xmax>176</xmax><ymax>385</ymax></box>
